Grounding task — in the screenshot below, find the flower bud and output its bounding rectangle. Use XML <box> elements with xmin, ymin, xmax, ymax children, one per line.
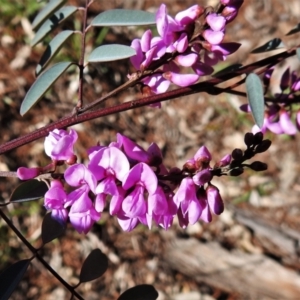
<box><xmin>229</xmin><ymin>167</ymin><xmax>244</xmax><ymax>176</ymax></box>
<box><xmin>255</xmin><ymin>139</ymin><xmax>271</xmax><ymax>153</ymax></box>
<box><xmin>214</xmin><ymin>154</ymin><xmax>231</xmax><ymax>168</ymax></box>
<box><xmin>206</xmin><ymin>185</ymin><xmax>224</xmax><ymax>215</ymax></box>
<box><xmin>66</xmin><ymin>154</ymin><xmax>77</xmax><ymax>165</ymax></box>
<box><xmin>231</xmin><ymin>148</ymin><xmax>243</xmax><ymax>160</ymax></box>
<box><xmin>17</xmin><ymin>167</ymin><xmax>40</xmax><ymax>180</ymax></box>
<box><xmin>244</xmin><ymin>132</ymin><xmax>254</xmax><ymax>147</ymax></box>
<box><xmin>249</xmin><ymin>161</ymin><xmax>268</xmax><ymax>171</ymax></box>
<box><xmin>253</xmin><ymin>132</ymin><xmax>263</xmax><ymax>145</ymax></box>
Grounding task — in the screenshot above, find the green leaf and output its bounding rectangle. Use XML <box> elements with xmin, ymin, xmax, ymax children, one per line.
<box><xmin>91</xmin><ymin>9</ymin><xmax>156</xmax><ymax>26</ymax></box>
<box><xmin>36</xmin><ymin>30</ymin><xmax>75</xmax><ymax>75</ymax></box>
<box><xmin>79</xmin><ymin>249</ymin><xmax>108</xmax><ymax>283</ymax></box>
<box><xmin>41</xmin><ymin>213</ymin><xmax>66</xmax><ymax>245</ymax></box>
<box><xmin>0</xmin><ymin>259</ymin><xmax>31</xmax><ymax>300</ymax></box>
<box><xmin>297</xmin><ymin>48</ymin><xmax>300</xmax><ymax>62</ymax></box>
<box><xmin>31</xmin><ymin>0</ymin><xmax>66</xmax><ymax>30</ymax></box>
<box><xmin>31</xmin><ymin>6</ymin><xmax>78</xmax><ymax>47</ymax></box>
<box><xmin>118</xmin><ymin>285</ymin><xmax>159</xmax><ymax>300</ymax></box>
<box><xmin>20</xmin><ymin>61</ymin><xmax>73</xmax><ymax>116</ymax></box>
<box><xmin>88</xmin><ymin>44</ymin><xmax>136</xmax><ymax>62</ymax></box>
<box><xmin>251</xmin><ymin>38</ymin><xmax>284</xmax><ymax>53</ymax></box>
<box><xmin>286</xmin><ymin>23</ymin><xmax>300</xmax><ymax>36</ymax></box>
<box><xmin>245</xmin><ymin>73</ymin><xmax>265</xmax><ymax>128</ymax></box>
<box><xmin>10</xmin><ymin>180</ymin><xmax>48</xmax><ymax>202</ymax></box>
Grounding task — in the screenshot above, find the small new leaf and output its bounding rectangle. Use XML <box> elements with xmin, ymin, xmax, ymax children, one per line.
<box><xmin>20</xmin><ymin>61</ymin><xmax>73</xmax><ymax>116</ymax></box>
<box><xmin>10</xmin><ymin>180</ymin><xmax>48</xmax><ymax>202</ymax></box>
<box><xmin>118</xmin><ymin>284</ymin><xmax>159</xmax><ymax>300</ymax></box>
<box><xmin>41</xmin><ymin>213</ymin><xmax>66</xmax><ymax>245</ymax></box>
<box><xmin>91</xmin><ymin>9</ymin><xmax>156</xmax><ymax>27</ymax></box>
<box><xmin>245</xmin><ymin>73</ymin><xmax>265</xmax><ymax>128</ymax></box>
<box><xmin>36</xmin><ymin>30</ymin><xmax>75</xmax><ymax>75</ymax></box>
<box><xmin>31</xmin><ymin>0</ymin><xmax>66</xmax><ymax>30</ymax></box>
<box><xmin>251</xmin><ymin>38</ymin><xmax>284</xmax><ymax>53</ymax></box>
<box><xmin>79</xmin><ymin>249</ymin><xmax>108</xmax><ymax>283</ymax></box>
<box><xmin>88</xmin><ymin>44</ymin><xmax>136</xmax><ymax>62</ymax></box>
<box><xmin>0</xmin><ymin>259</ymin><xmax>31</xmax><ymax>300</ymax></box>
<box><xmin>31</xmin><ymin>6</ymin><xmax>78</xmax><ymax>47</ymax></box>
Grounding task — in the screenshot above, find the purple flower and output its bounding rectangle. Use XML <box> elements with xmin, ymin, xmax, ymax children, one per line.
<box><xmin>67</xmin><ymin>185</ymin><xmax>100</xmax><ymax>234</ymax></box>
<box><xmin>44</xmin><ymin>180</ymin><xmax>68</xmax><ymax>223</ymax></box>
<box><xmin>44</xmin><ymin>129</ymin><xmax>78</xmax><ymax>161</ymax></box>
<box><xmin>64</xmin><ymin>163</ymin><xmax>97</xmax><ymax>194</ymax></box>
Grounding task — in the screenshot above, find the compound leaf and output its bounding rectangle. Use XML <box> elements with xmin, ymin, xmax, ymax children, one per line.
<box><xmin>10</xmin><ymin>180</ymin><xmax>48</xmax><ymax>202</ymax></box>
<box><xmin>91</xmin><ymin>9</ymin><xmax>156</xmax><ymax>27</ymax></box>
<box><xmin>36</xmin><ymin>30</ymin><xmax>75</xmax><ymax>75</ymax></box>
<box><xmin>31</xmin><ymin>6</ymin><xmax>78</xmax><ymax>47</ymax></box>
<box><xmin>251</xmin><ymin>38</ymin><xmax>284</xmax><ymax>53</ymax></box>
<box><xmin>246</xmin><ymin>73</ymin><xmax>265</xmax><ymax>128</ymax></box>
<box><xmin>42</xmin><ymin>213</ymin><xmax>66</xmax><ymax>244</ymax></box>
<box><xmin>88</xmin><ymin>44</ymin><xmax>136</xmax><ymax>62</ymax></box>
<box><xmin>0</xmin><ymin>259</ymin><xmax>31</xmax><ymax>300</ymax></box>
<box><xmin>118</xmin><ymin>284</ymin><xmax>159</xmax><ymax>300</ymax></box>
<box><xmin>32</xmin><ymin>0</ymin><xmax>66</xmax><ymax>30</ymax></box>
<box><xmin>79</xmin><ymin>249</ymin><xmax>108</xmax><ymax>283</ymax></box>
<box><xmin>20</xmin><ymin>61</ymin><xmax>73</xmax><ymax>116</ymax></box>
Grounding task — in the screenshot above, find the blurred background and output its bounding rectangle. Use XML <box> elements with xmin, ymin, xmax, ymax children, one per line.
<box><xmin>1</xmin><ymin>0</ymin><xmax>300</xmax><ymax>299</ymax></box>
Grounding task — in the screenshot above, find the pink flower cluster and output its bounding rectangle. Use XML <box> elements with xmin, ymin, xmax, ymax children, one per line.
<box><xmin>241</xmin><ymin>67</ymin><xmax>300</xmax><ymax>135</ymax></box>
<box><xmin>129</xmin><ymin>1</ymin><xmax>243</xmax><ymax>94</ymax></box>
<box><xmin>18</xmin><ymin>129</ymin><xmax>230</xmax><ymax>234</ymax></box>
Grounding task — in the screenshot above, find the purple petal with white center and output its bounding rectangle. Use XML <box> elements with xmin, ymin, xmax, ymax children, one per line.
<box><xmin>203</xmin><ymin>29</ymin><xmax>225</xmax><ymax>45</ymax></box>
<box><xmin>122</xmin><ymin>162</ymin><xmax>158</xmax><ymax>194</ymax></box>
<box><xmin>164</xmin><ymin>72</ymin><xmax>199</xmax><ymax>87</ymax></box>
<box><xmin>175</xmin><ymin>53</ymin><xmax>198</xmax><ymax>67</ymax></box>
<box><xmin>206</xmin><ymin>13</ymin><xmax>226</xmax><ymax>31</ymax></box>
<box><xmin>206</xmin><ymin>185</ymin><xmax>224</xmax><ymax>215</ymax></box>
